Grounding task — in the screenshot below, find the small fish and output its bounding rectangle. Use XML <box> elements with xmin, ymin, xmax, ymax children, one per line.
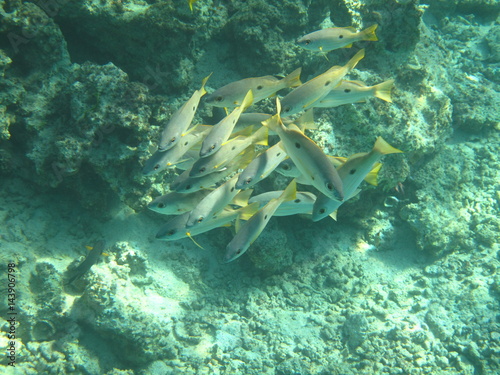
<box><xmin>262</xmin><ymin>103</ymin><xmax>344</xmax><ymax>201</ymax></box>
<box><xmin>200</xmin><ymin>90</ymin><xmax>253</xmax><ymax>158</ymax></box>
<box><xmin>189</xmin><ymin>126</ymin><xmax>268</xmax><ymax>178</ymax></box>
<box><xmin>143</xmin><ymin>125</ymin><xmax>212</xmax><ymax>175</ymax></box>
<box><xmin>224</xmin><ymin>179</ymin><xmax>297</xmax><ymax>263</ymax></box>
<box><xmin>312</xmin><ymin>137</ymin><xmax>402</xmax><ymax>222</ymax></box>
<box><xmin>297</xmin><ymin>24</ymin><xmax>378</xmax><ymax>53</ymax></box>
<box><xmin>249</xmin><ymin>190</ymin><xmax>317</xmax><ymax>216</ymax></box>
<box><xmin>156</xmin><ymin>203</ymin><xmax>259</xmax><ymax>241</ymax></box>
<box><xmin>172</xmin><ymin>148</ymin><xmax>256</xmax><ymax>193</ymax></box>
<box><xmin>280</xmin><ymin>49</ymin><xmax>365</xmax><ymax>117</ymax></box>
<box><xmin>186</xmin><ymin>175</ymin><xmax>245</xmax><ymax>228</ymax></box>
<box><xmin>276</xmin><ymin>155</ymin><xmax>381</xmax><ymax>186</ymax></box>
<box><xmin>205</xmin><ymin>68</ymin><xmax>302</xmax><ymax>108</ymax></box>
<box><xmin>235</xmin><ymin>142</ymin><xmax>288</xmax><ymax>189</ymax></box>
<box><xmin>65</xmin><ymin>240</ymin><xmax>106</xmax><ymax>285</ymax></box>
<box><xmin>315</xmin><ymin>79</ymin><xmax>394</xmax><ymax>108</ymax></box>
<box><xmin>147</xmin><ymin>190</ymin><xmax>212</xmax><ymax>215</ymax></box>
<box><xmin>158</xmin><ymin>74</ymin><xmax>211</xmax><ymax>152</ymax></box>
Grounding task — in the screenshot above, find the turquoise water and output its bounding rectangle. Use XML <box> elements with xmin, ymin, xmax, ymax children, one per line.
<box><xmin>0</xmin><ymin>1</ymin><xmax>499</xmax><ymax>374</ymax></box>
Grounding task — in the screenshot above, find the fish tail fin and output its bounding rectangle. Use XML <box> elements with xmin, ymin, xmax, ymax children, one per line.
<box><xmin>252</xmin><ymin>126</ymin><xmax>269</xmax><ymax>146</ymax></box>
<box><xmin>238</xmin><ymin>202</ymin><xmax>260</xmax><ymax>221</ymax></box>
<box><xmin>284</xmin><ymin>67</ymin><xmax>302</xmax><ymax>88</ymax></box>
<box><xmin>346</xmin><ymin>48</ymin><xmax>365</xmax><ymax>71</ymax></box>
<box><xmin>200</xmin><ymin>73</ymin><xmax>212</xmax><ymax>96</ymax></box>
<box><xmin>361</xmin><ymin>24</ymin><xmax>378</xmax><ymax>41</ymax></box>
<box><xmin>188</xmin><ymin>0</ymin><xmax>194</xmax><ymax>11</ymax></box>
<box><xmin>240</xmin><ymin>90</ymin><xmax>254</xmax><ymax>112</ymax></box>
<box><xmin>231</xmin><ymin>189</ymin><xmax>254</xmax><ymax>207</ymax></box>
<box><xmin>85</xmin><ymin>245</ymin><xmax>93</xmax><ymax>251</ymax></box>
<box><xmin>279</xmin><ymin>179</ymin><xmax>297</xmax><ymax>203</ymax></box>
<box><xmin>374</xmin><ymin>137</ymin><xmax>403</xmax><ymax>155</ymax></box>
<box><xmin>365</xmin><ymin>163</ymin><xmax>382</xmax><ymax>186</ymax></box>
<box><xmin>373</xmin><ymin>79</ymin><xmax>394</xmax><ymax>103</ymax></box>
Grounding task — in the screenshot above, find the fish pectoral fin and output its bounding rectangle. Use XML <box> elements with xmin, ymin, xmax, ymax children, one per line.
<box><xmin>85</xmin><ymin>246</ymin><xmax>93</xmax><ymax>251</ymax></box>
<box><xmin>343</xmin><ymin>43</ymin><xmax>353</xmax><ymax>48</ymax></box>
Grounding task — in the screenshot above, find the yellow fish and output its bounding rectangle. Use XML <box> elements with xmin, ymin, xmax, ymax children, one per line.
<box><xmin>280</xmin><ymin>49</ymin><xmax>365</xmax><ymax>117</ymax></box>
<box><xmin>297</xmin><ymin>25</ymin><xmax>378</xmax><ymax>53</ymax></box>
<box><xmin>316</xmin><ymin>79</ymin><xmax>394</xmax><ymax>108</ymax></box>
<box><xmin>205</xmin><ymin>68</ymin><xmax>302</xmax><ymax>108</ymax></box>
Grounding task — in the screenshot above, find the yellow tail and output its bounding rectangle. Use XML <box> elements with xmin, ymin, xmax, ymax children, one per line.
<box><xmin>374</xmin><ymin>137</ymin><xmax>403</xmax><ymax>155</ymax></box>
<box><xmin>374</xmin><ymin>79</ymin><xmax>394</xmax><ymax>103</ymax></box>
<box><xmin>361</xmin><ymin>24</ymin><xmax>378</xmax><ymax>42</ymax></box>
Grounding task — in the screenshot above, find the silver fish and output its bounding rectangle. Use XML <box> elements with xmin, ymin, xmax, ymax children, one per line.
<box><xmin>297</xmin><ymin>25</ymin><xmax>378</xmax><ymax>53</ymax></box>
<box><xmin>262</xmin><ymin>105</ymin><xmax>344</xmax><ymax>202</ymax></box>
<box><xmin>147</xmin><ymin>190</ymin><xmax>212</xmax><ymax>215</ymax></box>
<box><xmin>235</xmin><ymin>142</ymin><xmax>288</xmax><ymax>189</ymax></box>
<box><xmin>315</xmin><ymin>79</ymin><xmax>394</xmax><ymax>108</ymax></box>
<box><xmin>205</xmin><ymin>68</ymin><xmax>302</xmax><ymax>108</ymax></box>
<box><xmin>189</xmin><ymin>126</ymin><xmax>268</xmax><ymax>178</ymax></box>
<box><xmin>280</xmin><ymin>49</ymin><xmax>365</xmax><ymax>117</ymax></box>
<box><xmin>224</xmin><ymin>179</ymin><xmax>296</xmax><ymax>263</ymax></box>
<box><xmin>158</xmin><ymin>74</ymin><xmax>211</xmax><ymax>151</ymax></box>
<box><xmin>312</xmin><ymin>136</ymin><xmax>402</xmax><ymax>221</ymax></box>
<box><xmin>200</xmin><ymin>90</ymin><xmax>253</xmax><ymax>158</ymax></box>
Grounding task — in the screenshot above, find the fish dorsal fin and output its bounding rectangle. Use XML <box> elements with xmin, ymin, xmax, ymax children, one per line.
<box><xmin>238</xmin><ymin>202</ymin><xmax>260</xmax><ymax>221</ymax></box>
<box><xmin>346</xmin><ymin>26</ymin><xmax>357</xmax><ymax>32</ymax></box>
<box><xmin>231</xmin><ymin>189</ymin><xmax>254</xmax><ymax>207</ymax></box>
<box><xmin>230</xmin><ymin>125</ymin><xmax>254</xmax><ymax>138</ymax></box>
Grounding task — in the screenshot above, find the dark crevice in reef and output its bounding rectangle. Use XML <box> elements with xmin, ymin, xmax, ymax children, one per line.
<box><xmin>55</xmin><ymin>18</ymin><xmax>117</xmax><ymax>67</ymax></box>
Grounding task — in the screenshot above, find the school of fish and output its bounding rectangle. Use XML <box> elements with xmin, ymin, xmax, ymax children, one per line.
<box><xmin>142</xmin><ymin>24</ymin><xmax>403</xmax><ymax>263</ymax></box>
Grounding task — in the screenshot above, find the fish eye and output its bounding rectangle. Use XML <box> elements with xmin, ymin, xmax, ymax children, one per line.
<box><xmin>167</xmin><ymin>229</ymin><xmax>176</xmax><ymax>236</ymax></box>
<box><xmin>350</xmin><ymin>169</ymin><xmax>356</xmax><ymax>175</ymax></box>
<box><xmin>236</xmin><ymin>249</ymin><xmax>242</xmax><ymax>255</ymax></box>
<box><xmin>325</xmin><ymin>80</ymin><xmax>331</xmax><ymax>87</ymax></box>
<box><xmin>277</xmin><ymin>152</ymin><xmax>281</xmax><ymax>156</ymax></box>
<box><xmin>215</xmin><ymin>96</ymin><xmax>223</xmax><ymax>102</ymax></box>
<box><xmin>200</xmin><ymin>167</ymin><xmax>206</xmax><ymax>173</ymax></box>
<box><xmin>184</xmin><ymin>141</ymin><xmax>189</xmax><ymax>146</ymax></box>
<box><xmin>282</xmin><ymin>164</ymin><xmax>290</xmax><ymax>171</ymax></box>
<box><xmin>197</xmin><ymin>217</ymin><xmax>204</xmax><ymax>223</ymax></box>
<box><xmin>319</xmin><ymin>208</ymin><xmax>325</xmax><ymax>214</ymax></box>
<box><xmin>305</xmin><ymin>39</ymin><xmax>311</xmax><ymax>45</ymax></box>
<box><xmin>344</xmin><ymin>89</ymin><xmax>351</xmax><ymax>93</ymax></box>
<box><xmin>294</xmin><ymin>198</ymin><xmax>301</xmax><ymax>203</ymax></box>
<box><xmin>210</xmin><ymin>145</ymin><xmax>215</xmax><ymax>150</ymax></box>
<box><xmin>245</xmin><ymin>177</ymin><xmax>252</xmax><ymax>184</ymax></box>
<box><xmin>158</xmin><ymin>202</ymin><xmax>165</xmax><ymax>208</ymax></box>
<box><xmin>230</xmin><ymin>187</ymin><xmax>235</xmax><ymax>192</ymax></box>
<box><xmin>185</xmin><ymin>184</ymin><xmax>192</xmax><ymax>190</ymax></box>
<box><xmin>339</xmin><ymin>35</ymin><xmax>344</xmax><ymax>39</ymax></box>
<box><xmin>154</xmin><ymin>164</ymin><xmax>160</xmax><ymax>170</ymax></box>
<box><xmin>256</xmin><ymin>85</ymin><xmax>263</xmax><ymax>90</ymax></box>
<box><xmin>295</xmin><ymin>142</ymin><xmax>301</xmax><ymax>149</ymax></box>
<box><xmin>326</xmin><ymin>182</ymin><xmax>334</xmax><ymax>190</ymax></box>
<box><xmin>283</xmin><ymin>106</ymin><xmax>291</xmax><ymax>113</ymax></box>
<box><xmin>264</xmin><ymin>214</ymin><xmax>268</xmax><ymax>220</ymax></box>
<box><xmin>170</xmin><ymin>137</ymin><xmax>176</xmax><ymax>143</ymax></box>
